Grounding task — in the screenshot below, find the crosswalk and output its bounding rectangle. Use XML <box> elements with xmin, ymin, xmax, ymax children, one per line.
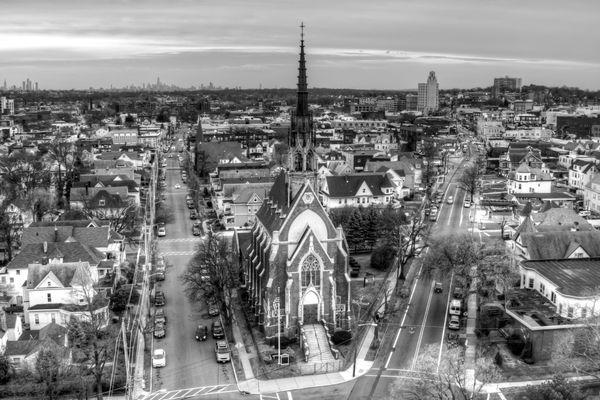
<box><xmin>143</xmin><ymin>384</ymin><xmax>236</xmax><ymax>400</ymax></box>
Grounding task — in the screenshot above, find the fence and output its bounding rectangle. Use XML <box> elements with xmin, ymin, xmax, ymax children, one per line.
<box><xmin>297</xmin><ymin>360</ymin><xmax>345</xmax><ymax>375</ymax></box>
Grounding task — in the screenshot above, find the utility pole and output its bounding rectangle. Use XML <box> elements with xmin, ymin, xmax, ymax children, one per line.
<box><xmin>277</xmin><ymin>287</ymin><xmax>281</xmax><ymax>364</ymax></box>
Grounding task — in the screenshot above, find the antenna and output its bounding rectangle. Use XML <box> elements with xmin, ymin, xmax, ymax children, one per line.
<box><xmin>300</xmin><ymin>22</ymin><xmax>305</xmax><ymax>41</ymax></box>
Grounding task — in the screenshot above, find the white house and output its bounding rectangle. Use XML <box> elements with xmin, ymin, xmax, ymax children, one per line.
<box><xmin>584</xmin><ymin>174</ymin><xmax>600</xmax><ymax>213</ymax></box>
<box><xmin>23</xmin><ymin>261</ymin><xmax>108</xmax><ymax>331</ymax></box>
<box><xmin>569</xmin><ymin>160</ymin><xmax>596</xmax><ymax>194</ymax></box>
<box><xmin>320</xmin><ymin>173</ymin><xmax>395</xmax><ymax>209</ymax></box>
<box><xmin>520</xmin><ymin>259</ymin><xmax>600</xmax><ymax>319</ymax></box>
<box><xmin>507</xmin><ymin>163</ymin><xmax>553</xmax><ymax>194</ymax></box>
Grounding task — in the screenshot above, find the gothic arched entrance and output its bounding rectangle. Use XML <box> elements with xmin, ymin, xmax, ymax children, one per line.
<box><xmin>302</xmin><ymin>290</ymin><xmax>319</xmax><ymax>324</ymax></box>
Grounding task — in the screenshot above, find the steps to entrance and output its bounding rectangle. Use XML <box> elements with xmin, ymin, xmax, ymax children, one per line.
<box><xmin>302</xmin><ymin>324</ymin><xmax>336</xmax><ymax>364</ymax></box>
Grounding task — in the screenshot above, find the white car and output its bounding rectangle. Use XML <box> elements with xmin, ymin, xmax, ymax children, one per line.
<box><xmin>152</xmin><ymin>349</ymin><xmax>166</xmax><ymax>368</ymax></box>
<box><xmin>446</xmin><ymin>196</ymin><xmax>454</xmax><ymax>204</ymax></box>
<box><xmin>174</xmin><ymin>184</ymin><xmax>181</xmax><ymax>189</ymax></box>
<box><xmin>463</xmin><ymin>200</ymin><xmax>471</xmax><ymax>208</ymax></box>
<box><xmin>157</xmin><ymin>226</ymin><xmax>166</xmax><ymax>237</ymax></box>
<box><xmin>448</xmin><ymin>315</ymin><xmax>460</xmax><ymax>330</ymax></box>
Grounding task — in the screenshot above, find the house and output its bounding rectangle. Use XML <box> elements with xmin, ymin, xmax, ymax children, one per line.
<box><xmin>568</xmin><ymin>159</ymin><xmax>596</xmax><ymax>194</ymax></box>
<box><xmin>0</xmin><ymin>241</ymin><xmax>105</xmax><ymax>304</ymax></box>
<box><xmin>226</xmin><ymin>188</ymin><xmax>268</xmax><ymax>229</ymax></box>
<box><xmin>507</xmin><ymin>163</ymin><xmax>553</xmax><ymax>194</ymax></box>
<box><xmin>3</xmin><ymin>322</ymin><xmax>70</xmax><ymax>369</ymax></box>
<box><xmin>24</xmin><ymin>261</ymin><xmax>108</xmax><ymax>330</ymax></box>
<box><xmin>75</xmin><ymin>174</ymin><xmax>140</xmax><ymax>205</ymax></box>
<box><xmin>0</xmin><ymin>312</ymin><xmax>23</xmax><ymax>353</ymax></box>
<box><xmin>93</xmin><ymin>151</ymin><xmax>148</xmax><ymax>169</ymax></box>
<box><xmin>583</xmin><ymin>174</ymin><xmax>600</xmax><ymax>213</ymax></box>
<box><xmin>499</xmin><ymin>146</ymin><xmax>543</xmax><ymax>177</ymax></box>
<box><xmin>320</xmin><ymin>173</ymin><xmax>395</xmax><ymax>209</ymax></box>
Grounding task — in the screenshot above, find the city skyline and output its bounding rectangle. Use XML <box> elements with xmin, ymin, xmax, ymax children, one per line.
<box><xmin>1</xmin><ymin>0</ymin><xmax>599</xmax><ymax>90</ymax></box>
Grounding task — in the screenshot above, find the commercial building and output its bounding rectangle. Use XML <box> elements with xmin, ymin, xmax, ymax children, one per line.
<box><xmin>417</xmin><ymin>71</ymin><xmax>439</xmax><ymax>113</ymax></box>
<box><xmin>492</xmin><ymin>76</ymin><xmax>522</xmax><ymax>98</ymax></box>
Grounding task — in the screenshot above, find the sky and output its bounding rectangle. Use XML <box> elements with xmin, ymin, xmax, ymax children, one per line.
<box><xmin>2</xmin><ymin>0</ymin><xmax>599</xmax><ymax>90</ymax></box>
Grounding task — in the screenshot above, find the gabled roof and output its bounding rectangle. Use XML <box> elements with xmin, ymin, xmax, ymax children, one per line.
<box><xmin>21</xmin><ymin>226</ymin><xmax>111</xmax><ymax>247</ymax></box>
<box><xmin>7</xmin><ymin>242</ymin><xmax>104</xmax><ymax>270</ymax></box>
<box><xmin>324</xmin><ymin>174</ymin><xmax>393</xmax><ymax>197</ymax></box>
<box><xmin>513</xmin><ymin>216</ymin><xmax>537</xmax><ymax>240</ymax></box>
<box><xmin>27</xmin><ymin>262</ymin><xmax>92</xmax><ymax>289</ymax></box>
<box><xmin>4</xmin><ymin>339</ymin><xmax>40</xmax><ymax>357</ymax></box>
<box><xmin>233</xmin><ymin>187</ymin><xmax>268</xmax><ymax>204</ymax></box>
<box><xmin>520</xmin><ymin>231</ymin><xmax>600</xmax><ymax>260</ymax></box>
<box><xmin>255</xmin><ymin>172</ymin><xmax>289</xmax><ymax>233</ymax></box>
<box><xmin>531</xmin><ymin>208</ymin><xmax>593</xmax><ymax>231</ymax></box>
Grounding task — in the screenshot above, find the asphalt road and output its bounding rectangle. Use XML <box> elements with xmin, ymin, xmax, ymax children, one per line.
<box><xmin>149</xmin><ymin>146</ymin><xmax>235</xmax><ymax>393</ymax></box>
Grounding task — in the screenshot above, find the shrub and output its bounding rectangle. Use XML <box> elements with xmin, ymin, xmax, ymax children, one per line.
<box><xmin>370</xmin><ymin>244</ymin><xmax>395</xmax><ymax>271</ymax></box>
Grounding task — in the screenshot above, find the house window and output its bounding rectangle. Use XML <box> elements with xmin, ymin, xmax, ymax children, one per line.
<box><xmin>99</xmin><ymin>199</ymin><xmax>106</xmax><ymax>206</ymax></box>
<box><xmin>521</xmin><ymin>275</ymin><xmax>525</xmax><ymax>287</ymax></box>
<box><xmin>9</xmin><ymin>277</ymin><xmax>14</xmax><ymax>283</ymax></box>
<box><xmin>550</xmin><ymin>292</ymin><xmax>556</xmax><ymax>303</ymax></box>
<box><xmin>558</xmin><ymin>304</ymin><xmax>563</xmax><ymax>314</ymax></box>
<box><xmin>51</xmin><ymin>313</ymin><xmax>56</xmax><ymax>323</ymax></box>
<box><xmin>581</xmin><ymin>308</ymin><xmax>588</xmax><ymax>319</ymax></box>
<box><xmin>301</xmin><ymin>254</ymin><xmax>321</xmax><ymax>288</ymax></box>
<box><xmin>528</xmin><ymin>278</ymin><xmax>534</xmax><ymax>289</ymax></box>
<box><xmin>0</xmin><ymin>277</ymin><xmax>4</xmax><ymax>283</ymax></box>
<box><xmin>34</xmin><ymin>314</ymin><xmax>39</xmax><ymax>325</ymax></box>
<box><xmin>47</xmin><ymin>293</ymin><xmax>52</xmax><ymax>302</ymax></box>
<box><xmin>16</xmin><ymin>270</ymin><xmax>20</xmax><ymax>275</ymax></box>
<box><xmin>567</xmin><ymin>307</ymin><xmax>574</xmax><ymax>318</ymax></box>
<box><xmin>47</xmin><ymin>281</ymin><xmax>51</xmax><ymax>286</ymax></box>
<box><xmin>539</xmin><ymin>283</ymin><xmax>545</xmax><ymax>295</ymax></box>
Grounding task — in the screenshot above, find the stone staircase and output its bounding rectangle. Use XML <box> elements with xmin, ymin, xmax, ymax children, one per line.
<box><xmin>302</xmin><ymin>324</ymin><xmax>336</xmax><ymax>363</ymax></box>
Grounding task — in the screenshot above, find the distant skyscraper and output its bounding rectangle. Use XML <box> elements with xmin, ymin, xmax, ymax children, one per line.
<box><xmin>35</xmin><ymin>82</ymin><xmax>38</xmax><ymax>91</ymax></box>
<box><xmin>492</xmin><ymin>76</ymin><xmax>522</xmax><ymax>98</ymax></box>
<box><xmin>2</xmin><ymin>79</ymin><xmax>6</xmax><ymax>91</ymax></box>
<box><xmin>417</xmin><ymin>71</ymin><xmax>439</xmax><ymax>114</ymax></box>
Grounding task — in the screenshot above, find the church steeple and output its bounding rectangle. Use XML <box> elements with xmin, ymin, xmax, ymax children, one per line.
<box><xmin>289</xmin><ymin>22</ymin><xmax>316</xmax><ymax>174</ymax></box>
<box><xmin>296</xmin><ymin>22</ymin><xmax>309</xmax><ymax>117</ymax></box>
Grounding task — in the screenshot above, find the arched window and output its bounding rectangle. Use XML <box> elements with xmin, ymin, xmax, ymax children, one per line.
<box><xmin>301</xmin><ymin>255</ymin><xmax>320</xmax><ymax>288</ymax></box>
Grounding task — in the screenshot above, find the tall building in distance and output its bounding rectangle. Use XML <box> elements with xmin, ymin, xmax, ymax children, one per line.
<box><xmin>493</xmin><ymin>76</ymin><xmax>522</xmax><ymax>98</ymax></box>
<box><xmin>417</xmin><ymin>71</ymin><xmax>439</xmax><ymax>114</ymax></box>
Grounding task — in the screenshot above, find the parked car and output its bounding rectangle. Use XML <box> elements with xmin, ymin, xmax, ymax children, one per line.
<box><xmin>448</xmin><ymin>315</ymin><xmax>460</xmax><ymax>330</ymax></box>
<box><xmin>190</xmin><ymin>210</ymin><xmax>198</xmax><ymax>220</ymax></box>
<box><xmin>152</xmin><ymin>349</ymin><xmax>166</xmax><ymax>368</ymax></box>
<box><xmin>212</xmin><ymin>320</ymin><xmax>224</xmax><ymax>339</ymax></box>
<box><xmin>208</xmin><ymin>302</ymin><xmax>220</xmax><ymax>317</ymax></box>
<box><xmin>463</xmin><ymin>200</ymin><xmax>471</xmax><ymax>208</ymax></box>
<box><xmin>215</xmin><ymin>340</ymin><xmax>231</xmax><ymax>363</ymax></box>
<box><xmin>154</xmin><ymin>291</ymin><xmax>166</xmax><ymax>307</ymax></box>
<box><xmin>157</xmin><ymin>223</ymin><xmax>166</xmax><ymax>237</ymax></box>
<box><xmin>195</xmin><ymin>324</ymin><xmax>208</xmax><ymax>341</ymax></box>
<box><xmin>153</xmin><ymin>271</ymin><xmax>165</xmax><ymax>282</ymax></box>
<box><xmin>154</xmin><ymin>322</ymin><xmax>166</xmax><ymax>338</ymax></box>
<box><xmin>453</xmin><ymin>286</ymin><xmax>464</xmax><ymax>299</ymax></box>
<box><xmin>446</xmin><ymin>196</ymin><xmax>454</xmax><ymax>204</ymax></box>
<box><xmin>192</xmin><ymin>223</ymin><xmax>202</xmax><ymax>236</ymax></box>
<box><xmin>154</xmin><ymin>308</ymin><xmax>166</xmax><ymax>325</ymax></box>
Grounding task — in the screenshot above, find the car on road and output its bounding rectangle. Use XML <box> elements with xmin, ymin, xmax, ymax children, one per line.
<box><xmin>215</xmin><ymin>340</ymin><xmax>231</xmax><ymax>363</ymax></box>
<box><xmin>429</xmin><ymin>210</ymin><xmax>438</xmax><ymax>222</ymax></box>
<box><xmin>192</xmin><ymin>223</ymin><xmax>202</xmax><ymax>236</ymax></box>
<box><xmin>152</xmin><ymin>349</ymin><xmax>166</xmax><ymax>368</ymax></box>
<box><xmin>579</xmin><ymin>210</ymin><xmax>591</xmax><ymax>217</ymax></box>
<box><xmin>195</xmin><ymin>324</ymin><xmax>208</xmax><ymax>341</ymax></box>
<box><xmin>153</xmin><ymin>271</ymin><xmax>165</xmax><ymax>282</ymax></box>
<box><xmin>174</xmin><ymin>183</ymin><xmax>181</xmax><ymax>189</ymax></box>
<box><xmin>154</xmin><ymin>308</ymin><xmax>166</xmax><ymax>325</ymax></box>
<box><xmin>157</xmin><ymin>224</ymin><xmax>166</xmax><ymax>237</ymax></box>
<box><xmin>212</xmin><ymin>319</ymin><xmax>224</xmax><ymax>339</ymax></box>
<box><xmin>448</xmin><ymin>315</ymin><xmax>460</xmax><ymax>330</ymax></box>
<box><xmin>463</xmin><ymin>200</ymin><xmax>471</xmax><ymax>208</ymax></box>
<box><xmin>154</xmin><ymin>291</ymin><xmax>166</xmax><ymax>307</ymax></box>
<box><xmin>446</xmin><ymin>196</ymin><xmax>454</xmax><ymax>204</ymax></box>
<box><xmin>154</xmin><ymin>322</ymin><xmax>166</xmax><ymax>338</ymax></box>
<box><xmin>434</xmin><ymin>282</ymin><xmax>443</xmax><ymax>293</ymax></box>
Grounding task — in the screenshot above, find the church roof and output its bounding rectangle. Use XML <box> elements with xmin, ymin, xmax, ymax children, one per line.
<box><xmin>255</xmin><ymin>172</ymin><xmax>290</xmax><ymax>233</ymax></box>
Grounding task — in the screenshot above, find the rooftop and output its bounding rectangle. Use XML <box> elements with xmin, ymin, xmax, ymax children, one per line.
<box><xmin>521</xmin><ymin>258</ymin><xmax>600</xmax><ymax>297</ymax></box>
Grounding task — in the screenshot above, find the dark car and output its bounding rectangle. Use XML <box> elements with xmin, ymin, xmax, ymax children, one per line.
<box><xmin>211</xmin><ymin>320</ymin><xmax>224</xmax><ymax>339</ymax></box>
<box><xmin>195</xmin><ymin>324</ymin><xmax>208</xmax><ymax>341</ymax></box>
<box><xmin>154</xmin><ymin>291</ymin><xmax>166</xmax><ymax>307</ymax></box>
<box><xmin>434</xmin><ymin>282</ymin><xmax>443</xmax><ymax>293</ymax></box>
<box><xmin>208</xmin><ymin>302</ymin><xmax>220</xmax><ymax>317</ymax></box>
<box><xmin>190</xmin><ymin>210</ymin><xmax>198</xmax><ymax>220</ymax></box>
<box><xmin>192</xmin><ymin>223</ymin><xmax>202</xmax><ymax>236</ymax></box>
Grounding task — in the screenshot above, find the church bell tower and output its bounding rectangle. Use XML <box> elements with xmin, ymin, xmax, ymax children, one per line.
<box><xmin>288</xmin><ymin>23</ymin><xmax>317</xmax><ymax>198</ymax></box>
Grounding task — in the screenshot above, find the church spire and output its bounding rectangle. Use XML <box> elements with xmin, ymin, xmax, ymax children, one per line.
<box><xmin>296</xmin><ymin>22</ymin><xmax>309</xmax><ymax>117</ymax></box>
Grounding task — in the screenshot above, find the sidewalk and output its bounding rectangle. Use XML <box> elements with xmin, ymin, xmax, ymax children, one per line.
<box><xmin>235</xmin><ymin>324</ymin><xmax>375</xmax><ymax>394</ymax></box>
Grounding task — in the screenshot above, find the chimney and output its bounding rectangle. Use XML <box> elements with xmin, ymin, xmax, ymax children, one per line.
<box><xmin>54</xmin><ymin>226</ymin><xmax>59</xmax><ymax>242</ymax></box>
<box><xmin>43</xmin><ymin>241</ymin><xmax>48</xmax><ymax>254</ymax></box>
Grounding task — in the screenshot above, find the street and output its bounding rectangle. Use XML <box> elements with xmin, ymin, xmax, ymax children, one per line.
<box><xmin>150</xmin><ymin>143</ymin><xmax>235</xmax><ymax>393</ymax></box>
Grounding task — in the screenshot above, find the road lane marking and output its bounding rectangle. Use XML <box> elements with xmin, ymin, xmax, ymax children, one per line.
<box><xmin>437</xmin><ymin>273</ymin><xmax>454</xmax><ymax>373</ymax></box>
<box><xmin>411</xmin><ymin>281</ymin><xmax>435</xmax><ymax>370</ymax></box>
<box><xmin>384</xmin><ymin>352</ymin><xmax>393</xmax><ymax>369</ymax></box>
<box><xmin>287</xmin><ymin>392</ymin><xmax>293</xmax><ymax>400</ymax></box>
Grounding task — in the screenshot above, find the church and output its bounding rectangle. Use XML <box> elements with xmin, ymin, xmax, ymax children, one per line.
<box><xmin>232</xmin><ymin>26</ymin><xmax>351</xmax><ymax>340</ymax></box>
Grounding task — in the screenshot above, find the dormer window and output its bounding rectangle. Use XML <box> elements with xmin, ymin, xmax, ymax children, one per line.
<box><xmin>99</xmin><ymin>199</ymin><xmax>106</xmax><ymax>206</ymax></box>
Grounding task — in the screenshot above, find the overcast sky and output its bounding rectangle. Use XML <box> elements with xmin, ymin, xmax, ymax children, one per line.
<box><xmin>2</xmin><ymin>0</ymin><xmax>599</xmax><ymax>90</ymax></box>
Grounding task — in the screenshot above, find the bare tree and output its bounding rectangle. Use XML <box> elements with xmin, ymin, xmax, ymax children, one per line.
<box><xmin>0</xmin><ymin>153</ymin><xmax>51</xmax><ymax>198</ymax></box>
<box><xmin>552</xmin><ymin>314</ymin><xmax>600</xmax><ymax>380</ymax></box>
<box><xmin>35</xmin><ymin>347</ymin><xmax>72</xmax><ymax>400</ymax></box>
<box><xmin>67</xmin><ymin>265</ymin><xmax>115</xmax><ymax>400</ymax></box>
<box><xmin>180</xmin><ymin>232</ymin><xmax>239</xmax><ymax>319</ymax></box>
<box><xmin>79</xmin><ymin>198</ymin><xmax>140</xmax><ymax>242</ymax></box>
<box><xmin>46</xmin><ymin>137</ymin><xmax>78</xmax><ymax>208</ymax></box>
<box><xmin>458</xmin><ymin>163</ymin><xmax>481</xmax><ymax>203</ymax></box>
<box><xmin>392</xmin><ymin>345</ymin><xmax>500</xmax><ymax>400</ymax></box>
